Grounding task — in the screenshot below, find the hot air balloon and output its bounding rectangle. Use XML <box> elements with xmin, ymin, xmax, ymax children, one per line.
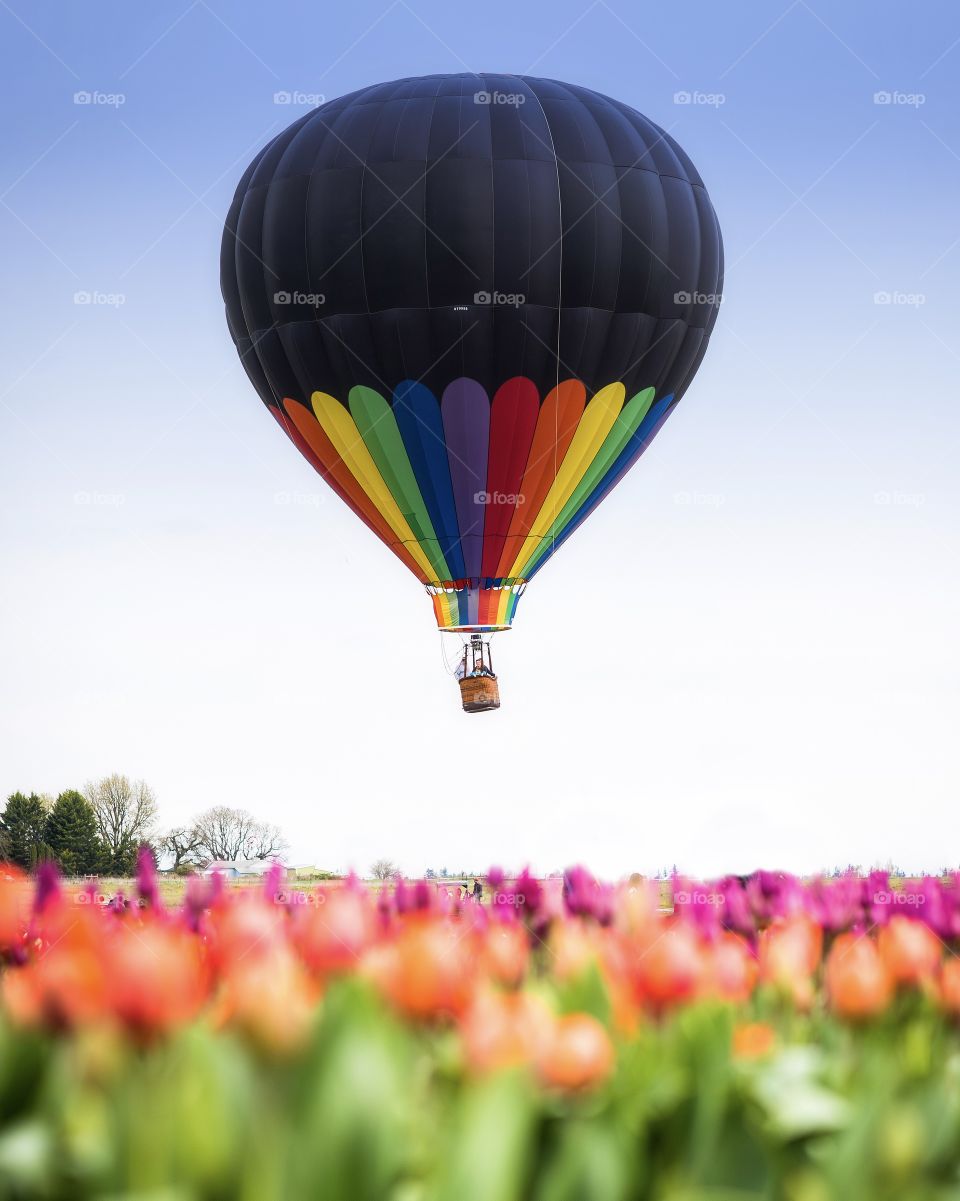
<box><xmin>221</xmin><ymin>73</ymin><xmax>722</xmax><ymax>712</ymax></box>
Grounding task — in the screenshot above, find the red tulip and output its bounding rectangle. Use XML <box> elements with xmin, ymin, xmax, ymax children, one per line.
<box><xmin>293</xmin><ymin>888</ymin><xmax>376</xmax><ymax>976</ymax></box>
<box><xmin>632</xmin><ymin>921</ymin><xmax>704</xmax><ymax>1009</ymax></box>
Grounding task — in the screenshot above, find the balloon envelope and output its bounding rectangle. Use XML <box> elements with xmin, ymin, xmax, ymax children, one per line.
<box><xmin>221</xmin><ymin>73</ymin><xmax>722</xmax><ymax>631</ymax></box>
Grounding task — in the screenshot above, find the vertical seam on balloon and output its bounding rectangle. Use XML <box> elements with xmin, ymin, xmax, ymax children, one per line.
<box><xmin>238</xmin><ymin>119</ymin><xmax>303</xmax><ymax>364</ymax></box>
<box><xmin>422</xmin><ymin>84</ymin><xmax>441</xmax><ymax>314</ymax></box>
<box><xmin>486</xmin><ymin>76</ymin><xmax>496</xmax><ymax>577</ymax></box>
<box><xmin>582</xmin><ymin>89</ymin><xmax>626</xmax><ymax>398</ymax></box>
<box><xmin>242</xmin><ymin>157</ymin><xmax>282</xmax><ymax>405</ymax></box>
<box><xmin>511</xmin><ymin>77</ymin><xmax>536</xmax><ymax>410</ymax></box>
<box><xmin>523</xmin><ymin>78</ymin><xmax>563</xmax><ymax>576</ymax></box>
<box><xmin>358</xmin><ymin>95</ymin><xmax>394</xmax><ymax>325</ymax></box>
<box><xmin>223</xmin><ymin>138</ymin><xmax>271</xmax><ymax>375</ymax></box>
<box><xmin>304</xmin><ymin>99</ymin><xmax>355</xmax><ymax>341</ymax></box>
<box><xmin>301</xmin><ymin>113</ymin><xmax>316</xmax><ymax>358</ymax></box>
<box><xmin>520</xmin><ymin>94</ymin><xmax>532</xmax><ymax>383</ymax></box>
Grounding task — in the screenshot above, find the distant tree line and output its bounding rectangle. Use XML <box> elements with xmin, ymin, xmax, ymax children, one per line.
<box><xmin>0</xmin><ymin>775</ymin><xmax>287</xmax><ymax>877</ymax></box>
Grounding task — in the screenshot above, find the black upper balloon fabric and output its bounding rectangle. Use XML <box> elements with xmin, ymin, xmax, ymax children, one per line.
<box><xmin>221</xmin><ymin>72</ymin><xmax>722</xmax><ymax>409</ymax></box>
<box><xmin>221</xmin><ymin>73</ymin><xmax>722</xmax><ymax>630</ymax></box>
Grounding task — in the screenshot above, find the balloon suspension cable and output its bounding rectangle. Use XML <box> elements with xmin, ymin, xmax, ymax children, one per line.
<box><xmin>439</xmin><ymin>629</ymin><xmax>470</xmax><ymax>677</ymax></box>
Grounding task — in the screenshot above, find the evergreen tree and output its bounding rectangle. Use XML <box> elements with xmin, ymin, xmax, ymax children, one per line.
<box><xmin>0</xmin><ymin>792</ymin><xmax>51</xmax><ymax>869</ymax></box>
<box><xmin>101</xmin><ymin>838</ymin><xmax>141</xmax><ymax>877</ymax></box>
<box><xmin>45</xmin><ymin>790</ymin><xmax>103</xmax><ymax>876</ymax></box>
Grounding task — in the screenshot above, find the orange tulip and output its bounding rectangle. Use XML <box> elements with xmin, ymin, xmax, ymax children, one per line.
<box><xmin>460</xmin><ymin>988</ymin><xmax>554</xmax><ymax>1073</ymax></box>
<box><xmin>826</xmin><ymin>933</ymin><xmax>893</xmax><ymax>1019</ymax></box>
<box><xmin>599</xmin><ymin>935</ymin><xmax>643</xmax><ymax>1036</ymax></box>
<box><xmin>219</xmin><ymin>946</ymin><xmax>319</xmax><ymax>1054</ymax></box>
<box><xmin>107</xmin><ymin>920</ymin><xmax>209</xmax><ymax>1034</ymax></box>
<box><xmin>481</xmin><ymin>922</ymin><xmax>529</xmax><ymax>988</ymax></box>
<box><xmin>549</xmin><ymin>919</ymin><xmax>599</xmax><ymax>982</ymax></box>
<box><xmin>759</xmin><ymin>916</ymin><xmax>822</xmax><ymax>1009</ymax></box>
<box><xmin>703</xmin><ymin>933</ymin><xmax>758</xmax><ymax>1004</ymax></box>
<box><xmin>0</xmin><ymin>867</ymin><xmax>30</xmax><ymax>953</ymax></box>
<box><xmin>369</xmin><ymin>917</ymin><xmax>475</xmax><ymax>1020</ymax></box>
<box><xmin>536</xmin><ymin>1013</ymin><xmax>614</xmax><ymax>1091</ymax></box>
<box><xmin>3</xmin><ymin>945</ymin><xmax>107</xmax><ymax>1027</ymax></box>
<box><xmin>939</xmin><ymin>958</ymin><xmax>960</xmax><ymax>1015</ymax></box>
<box><xmin>877</xmin><ymin>917</ymin><xmax>941</xmax><ymax>987</ymax></box>
<box><xmin>732</xmin><ymin>1021</ymin><xmax>776</xmax><ymax>1060</ymax></box>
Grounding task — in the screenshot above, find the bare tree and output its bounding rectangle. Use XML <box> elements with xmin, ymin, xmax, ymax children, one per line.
<box><xmin>193</xmin><ymin>806</ymin><xmax>254</xmax><ymax>861</ymax></box>
<box><xmin>84</xmin><ymin>775</ymin><xmax>158</xmax><ymax>872</ymax></box>
<box><xmin>244</xmin><ymin>820</ymin><xmax>287</xmax><ymax>861</ymax></box>
<box><xmin>193</xmin><ymin>806</ymin><xmax>287</xmax><ymax>863</ymax></box>
<box><xmin>160</xmin><ymin>825</ymin><xmax>206</xmax><ymax>871</ymax></box>
<box><xmin>371</xmin><ymin>859</ymin><xmax>398</xmax><ymax>881</ymax></box>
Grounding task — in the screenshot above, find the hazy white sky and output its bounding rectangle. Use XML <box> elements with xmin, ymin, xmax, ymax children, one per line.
<box><xmin>1</xmin><ymin>1</ymin><xmax>957</xmax><ymax>878</ymax></box>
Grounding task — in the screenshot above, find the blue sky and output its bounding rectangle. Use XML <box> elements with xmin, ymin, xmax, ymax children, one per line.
<box><xmin>1</xmin><ymin>0</ymin><xmax>958</xmax><ymax>876</ymax></box>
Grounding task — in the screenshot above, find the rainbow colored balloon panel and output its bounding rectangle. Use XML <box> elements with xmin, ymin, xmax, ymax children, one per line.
<box><xmin>277</xmin><ymin>376</ymin><xmax>674</xmax><ymax>632</ymax></box>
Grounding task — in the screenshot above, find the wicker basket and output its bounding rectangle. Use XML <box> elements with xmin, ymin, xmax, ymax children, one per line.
<box><xmin>458</xmin><ymin>674</ymin><xmax>500</xmax><ymax>713</ymax></box>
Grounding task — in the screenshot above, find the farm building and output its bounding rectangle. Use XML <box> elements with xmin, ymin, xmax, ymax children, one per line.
<box><xmin>199</xmin><ymin>860</ymin><xmax>286</xmax><ymax>880</ymax></box>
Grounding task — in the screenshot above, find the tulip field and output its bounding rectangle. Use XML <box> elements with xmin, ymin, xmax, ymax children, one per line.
<box><xmin>2</xmin><ymin>862</ymin><xmax>960</xmax><ymax>1200</ymax></box>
